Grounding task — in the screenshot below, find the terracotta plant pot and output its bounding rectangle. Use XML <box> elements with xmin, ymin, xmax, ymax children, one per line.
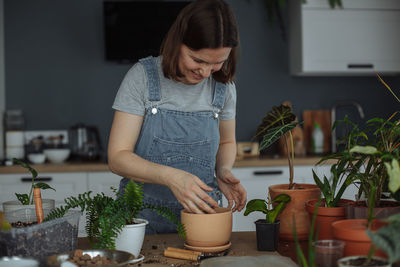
<box><xmin>306</xmin><ymin>199</ymin><xmax>355</xmax><ymax>240</ymax></box>
<box><xmin>351</xmin><ymin>200</ymin><xmax>400</xmax><ymax>219</ymax></box>
<box><xmin>332</xmin><ymin>219</ymin><xmax>387</xmax><ymax>257</ymax></box>
<box><xmin>269</xmin><ymin>183</ymin><xmax>321</xmax><ymax>240</ymax></box>
<box><xmin>181</xmin><ymin>207</ymin><xmax>232</xmax><ymax>247</ymax></box>
<box><xmin>254</xmin><ymin>219</ymin><xmax>280</xmax><ymax>251</ymax></box>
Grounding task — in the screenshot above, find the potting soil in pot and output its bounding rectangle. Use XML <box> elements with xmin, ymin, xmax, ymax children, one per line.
<box><xmin>0</xmin><ymin>208</ymin><xmax>80</xmax><ymax>267</ymax></box>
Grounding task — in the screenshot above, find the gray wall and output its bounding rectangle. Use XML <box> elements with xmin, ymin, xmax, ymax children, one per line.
<box><xmin>4</xmin><ymin>0</ymin><xmax>400</xmax><ymax>159</ymax></box>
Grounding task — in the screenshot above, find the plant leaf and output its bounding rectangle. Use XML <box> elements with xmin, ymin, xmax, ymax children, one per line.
<box><xmin>244</xmin><ymin>199</ymin><xmax>267</xmax><ymax>216</ymax></box>
<box><xmin>15</xmin><ymin>193</ymin><xmax>30</xmax><ymax>205</ymax></box>
<box><xmin>259</xmin><ymin>122</ymin><xmax>302</xmax><ymax>151</ymax></box>
<box><xmin>367</xmin><ymin>222</ymin><xmax>400</xmax><ymax>263</ymax></box>
<box><xmin>12</xmin><ymin>158</ymin><xmax>38</xmax><ymax>178</ymax></box>
<box><xmin>385</xmin><ymin>159</ymin><xmax>400</xmax><ymax>193</ymax></box>
<box><xmin>254</xmin><ymin>104</ymin><xmax>297</xmax><ymax>140</ymax></box>
<box><xmin>350</xmin><ymin>145</ymin><xmax>379</xmax><ymax>155</ymax></box>
<box><xmin>34</xmin><ymin>182</ymin><xmax>56</xmax><ymax>191</ymax></box>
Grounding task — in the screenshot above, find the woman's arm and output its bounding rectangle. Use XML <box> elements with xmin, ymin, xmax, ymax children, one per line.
<box><xmin>216</xmin><ymin>119</ymin><xmax>247</xmax><ymax>212</ymax></box>
<box><xmin>107</xmin><ymin>110</ymin><xmax>219</xmax><ymax>213</ymax></box>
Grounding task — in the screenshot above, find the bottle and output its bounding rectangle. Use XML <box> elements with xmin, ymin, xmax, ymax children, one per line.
<box><xmin>312</xmin><ymin>123</ymin><xmax>324</xmax><ymax>155</ymax></box>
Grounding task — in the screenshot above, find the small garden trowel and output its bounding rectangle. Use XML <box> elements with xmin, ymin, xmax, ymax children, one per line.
<box><xmin>163</xmin><ymin>247</ymin><xmax>229</xmax><ymax>261</ymax></box>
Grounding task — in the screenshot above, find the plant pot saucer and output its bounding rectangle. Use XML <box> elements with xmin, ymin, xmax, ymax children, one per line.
<box><xmin>184</xmin><ymin>241</ymin><xmax>231</xmax><ymax>253</ymax></box>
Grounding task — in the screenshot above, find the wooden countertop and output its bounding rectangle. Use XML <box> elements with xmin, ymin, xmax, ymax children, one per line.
<box><xmin>77</xmin><ymin>232</ymin><xmax>303</xmax><ymax>266</ymax></box>
<box><xmin>0</xmin><ymin>157</ymin><xmax>335</xmax><ymax>174</ymax></box>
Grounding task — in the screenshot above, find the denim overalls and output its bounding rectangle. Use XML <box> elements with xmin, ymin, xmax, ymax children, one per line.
<box><xmin>119</xmin><ymin>56</ymin><xmax>226</xmax><ymax>234</ymax></box>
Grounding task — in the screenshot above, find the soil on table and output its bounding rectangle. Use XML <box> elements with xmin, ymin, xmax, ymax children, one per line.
<box><xmin>0</xmin><ymin>220</ymin><xmax>78</xmax><ymax>267</ymax></box>
<box><xmin>341</xmin><ymin>257</ymin><xmax>388</xmax><ymax>266</ymax></box>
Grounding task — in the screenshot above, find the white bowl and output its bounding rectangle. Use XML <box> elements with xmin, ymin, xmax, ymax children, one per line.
<box><xmin>27</xmin><ymin>153</ymin><xmax>46</xmax><ymax>164</ymax></box>
<box><xmin>43</xmin><ymin>148</ymin><xmax>70</xmax><ymax>163</ymax></box>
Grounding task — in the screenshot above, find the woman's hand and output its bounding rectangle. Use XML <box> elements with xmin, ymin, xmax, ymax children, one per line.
<box><xmin>167</xmin><ymin>170</ymin><xmax>219</xmax><ymax>214</ymax></box>
<box><xmin>217</xmin><ymin>168</ymin><xmax>247</xmax><ymax>212</ymax></box>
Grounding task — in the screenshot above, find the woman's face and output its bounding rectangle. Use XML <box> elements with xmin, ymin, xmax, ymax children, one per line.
<box><xmin>178</xmin><ymin>44</ymin><xmax>232</xmax><ymax>85</ymax></box>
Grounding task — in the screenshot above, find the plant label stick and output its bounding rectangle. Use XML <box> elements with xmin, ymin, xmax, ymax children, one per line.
<box><xmin>33</xmin><ymin>188</ymin><xmax>44</xmax><ymax>223</ymax></box>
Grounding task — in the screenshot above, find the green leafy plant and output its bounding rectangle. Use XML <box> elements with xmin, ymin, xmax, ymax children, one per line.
<box><xmin>244</xmin><ymin>193</ymin><xmax>291</xmax><ymax>223</ymax></box>
<box><xmin>12</xmin><ymin>158</ymin><xmax>55</xmax><ymax>205</ymax></box>
<box><xmin>316</xmin><ymin>75</ymin><xmax>400</xmax><ymax>227</ymax></box>
<box><xmin>367</xmin><ymin>213</ymin><xmax>400</xmax><ymax>264</ymax></box>
<box><xmin>254</xmin><ymin>104</ymin><xmax>303</xmax><ymax>189</ymax></box>
<box><xmin>312</xmin><ymin>161</ymin><xmax>354</xmax><ymax>207</ymax></box>
<box><xmin>45</xmin><ymin>180</ymin><xmax>185</xmax><ymax>249</ymax></box>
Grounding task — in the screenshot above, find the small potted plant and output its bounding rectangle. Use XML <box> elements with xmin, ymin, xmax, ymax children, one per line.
<box><xmin>45</xmin><ymin>180</ymin><xmax>184</xmax><ymax>258</ymax></box>
<box><xmin>254</xmin><ymin>104</ymin><xmax>321</xmax><ymax>240</ymax></box>
<box><xmin>2</xmin><ymin>158</ymin><xmax>56</xmax><ymax>214</ymax></box>
<box><xmin>305</xmin><ymin>162</ymin><xmax>355</xmax><ymax>240</ymax></box>
<box><xmin>0</xmin><ymin>162</ymin><xmax>79</xmax><ymax>266</ymax></box>
<box><xmin>244</xmin><ymin>193</ymin><xmax>291</xmax><ymax>251</ymax></box>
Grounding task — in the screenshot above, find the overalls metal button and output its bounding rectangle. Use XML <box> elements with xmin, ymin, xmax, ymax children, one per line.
<box><xmin>213</xmin><ymin>113</ymin><xmax>219</xmax><ymax>119</ymax></box>
<box><xmin>151</xmin><ymin>108</ymin><xmax>158</xmax><ymax>114</ymax></box>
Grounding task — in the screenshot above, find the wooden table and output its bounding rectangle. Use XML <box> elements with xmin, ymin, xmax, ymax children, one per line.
<box><xmin>78</xmin><ymin>232</ymin><xmax>304</xmax><ymax>266</ymax></box>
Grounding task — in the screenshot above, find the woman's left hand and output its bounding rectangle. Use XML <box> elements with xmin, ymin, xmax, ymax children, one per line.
<box><xmin>216</xmin><ymin>169</ymin><xmax>247</xmax><ymax>212</ymax></box>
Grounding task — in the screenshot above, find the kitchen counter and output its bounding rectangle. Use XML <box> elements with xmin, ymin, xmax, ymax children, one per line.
<box><xmin>0</xmin><ymin>156</ymin><xmax>334</xmax><ymax>174</ymax></box>
<box><xmin>77</xmin><ymin>232</ymin><xmax>302</xmax><ymax>266</ymax></box>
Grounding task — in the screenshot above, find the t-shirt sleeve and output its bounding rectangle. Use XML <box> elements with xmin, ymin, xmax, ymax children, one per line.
<box><xmin>219</xmin><ymin>82</ymin><xmax>237</xmax><ymax>120</ymax></box>
<box><xmin>112</xmin><ymin>63</ymin><xmax>147</xmax><ymax>116</ymax></box>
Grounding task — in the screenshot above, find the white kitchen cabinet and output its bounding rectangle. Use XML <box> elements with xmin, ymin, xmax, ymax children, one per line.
<box><xmin>289</xmin><ymin>0</ymin><xmax>400</xmax><ymax>76</ymax></box>
<box><xmin>87</xmin><ymin>171</ymin><xmax>122</xmax><ymax>197</ymax></box>
<box><xmin>0</xmin><ymin>172</ymin><xmax>87</xmax><ymax>207</ymax></box>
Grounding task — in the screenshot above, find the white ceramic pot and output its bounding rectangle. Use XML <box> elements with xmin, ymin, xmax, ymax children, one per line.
<box><xmin>115</xmin><ymin>218</ymin><xmax>148</xmax><ymax>257</ymax></box>
<box><xmin>337</xmin><ymin>256</ymin><xmax>390</xmax><ymax>267</ymax></box>
<box><xmin>2</xmin><ymin>199</ymin><xmax>55</xmax><ymax>214</ymax></box>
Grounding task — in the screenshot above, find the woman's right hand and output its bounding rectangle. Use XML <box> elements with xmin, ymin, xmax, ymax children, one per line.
<box><xmin>166</xmin><ymin>170</ymin><xmax>219</xmax><ymax>214</ymax></box>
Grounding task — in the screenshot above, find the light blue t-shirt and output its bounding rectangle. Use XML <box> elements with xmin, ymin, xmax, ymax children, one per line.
<box><xmin>112</xmin><ymin>56</ymin><xmax>236</xmax><ymax>120</ymax></box>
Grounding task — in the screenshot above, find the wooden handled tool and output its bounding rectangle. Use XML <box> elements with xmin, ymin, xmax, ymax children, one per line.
<box><xmin>33</xmin><ymin>187</ymin><xmax>44</xmax><ymax>223</ymax></box>
<box><xmin>163</xmin><ymin>247</ymin><xmax>201</xmax><ymax>261</ymax></box>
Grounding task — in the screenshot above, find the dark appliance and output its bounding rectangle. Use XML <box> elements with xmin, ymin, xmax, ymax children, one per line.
<box><xmin>103</xmin><ymin>1</ymin><xmax>190</xmax><ymax>63</ymax></box>
<box><xmin>69</xmin><ymin>124</ymin><xmax>102</xmax><ymax>161</ymax></box>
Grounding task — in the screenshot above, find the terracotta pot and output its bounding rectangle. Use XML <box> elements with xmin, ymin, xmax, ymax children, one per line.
<box><xmin>269</xmin><ymin>183</ymin><xmax>321</xmax><ymax>240</ymax></box>
<box><xmin>332</xmin><ymin>219</ymin><xmax>387</xmax><ymax>257</ymax></box>
<box><xmin>181</xmin><ymin>207</ymin><xmax>232</xmax><ymax>247</ymax></box>
<box><xmin>306</xmin><ymin>199</ymin><xmax>355</xmax><ymax>240</ymax></box>
<box><xmin>351</xmin><ymin>200</ymin><xmax>400</xmax><ymax>219</ymax></box>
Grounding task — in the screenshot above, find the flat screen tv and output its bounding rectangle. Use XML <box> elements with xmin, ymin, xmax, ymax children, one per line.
<box><xmin>103</xmin><ymin>1</ymin><xmax>190</xmax><ymax>63</ymax></box>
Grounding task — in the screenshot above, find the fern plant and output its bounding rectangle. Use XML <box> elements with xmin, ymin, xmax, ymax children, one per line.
<box><xmin>254</xmin><ymin>104</ymin><xmax>302</xmax><ymax>189</ymax></box>
<box><xmin>45</xmin><ymin>180</ymin><xmax>185</xmax><ymax>249</ymax></box>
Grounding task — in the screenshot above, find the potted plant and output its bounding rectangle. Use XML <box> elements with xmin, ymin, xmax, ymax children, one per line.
<box><xmin>244</xmin><ymin>193</ymin><xmax>291</xmax><ymax>251</ymax></box>
<box><xmin>0</xmin><ymin>162</ymin><xmax>79</xmax><ymax>266</ymax></box>
<box><xmin>305</xmin><ymin>162</ymin><xmax>355</xmax><ymax>240</ymax></box>
<box><xmin>254</xmin><ymin>104</ymin><xmax>321</xmax><ymax>240</ymax></box>
<box><xmin>336</xmin><ymin>213</ymin><xmax>400</xmax><ymax>267</ymax></box>
<box><xmin>2</xmin><ymin>158</ymin><xmax>56</xmax><ymax>214</ymax></box>
<box><xmin>331</xmin><ymin>76</ymin><xmax>400</xmax><ymax>257</ymax></box>
<box><xmin>45</xmin><ymin>180</ymin><xmax>184</xmax><ymax>257</ymax></box>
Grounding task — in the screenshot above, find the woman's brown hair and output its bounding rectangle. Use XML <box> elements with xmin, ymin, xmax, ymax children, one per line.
<box><xmin>160</xmin><ymin>0</ymin><xmax>239</xmax><ymax>83</ymax></box>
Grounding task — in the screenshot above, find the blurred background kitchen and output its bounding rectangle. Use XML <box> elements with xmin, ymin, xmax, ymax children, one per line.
<box><xmin>0</xmin><ymin>0</ymin><xmax>399</xmax><ymax>163</ymax></box>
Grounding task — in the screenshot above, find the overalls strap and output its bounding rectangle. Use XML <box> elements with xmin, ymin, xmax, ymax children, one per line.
<box><xmin>139</xmin><ymin>56</ymin><xmax>161</xmax><ymax>102</ymax></box>
<box><xmin>212</xmin><ymin>81</ymin><xmax>226</xmax><ymax>110</ymax></box>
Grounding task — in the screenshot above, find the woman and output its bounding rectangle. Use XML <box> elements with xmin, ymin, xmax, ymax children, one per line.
<box><xmin>108</xmin><ymin>0</ymin><xmax>246</xmax><ymax>234</ymax></box>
